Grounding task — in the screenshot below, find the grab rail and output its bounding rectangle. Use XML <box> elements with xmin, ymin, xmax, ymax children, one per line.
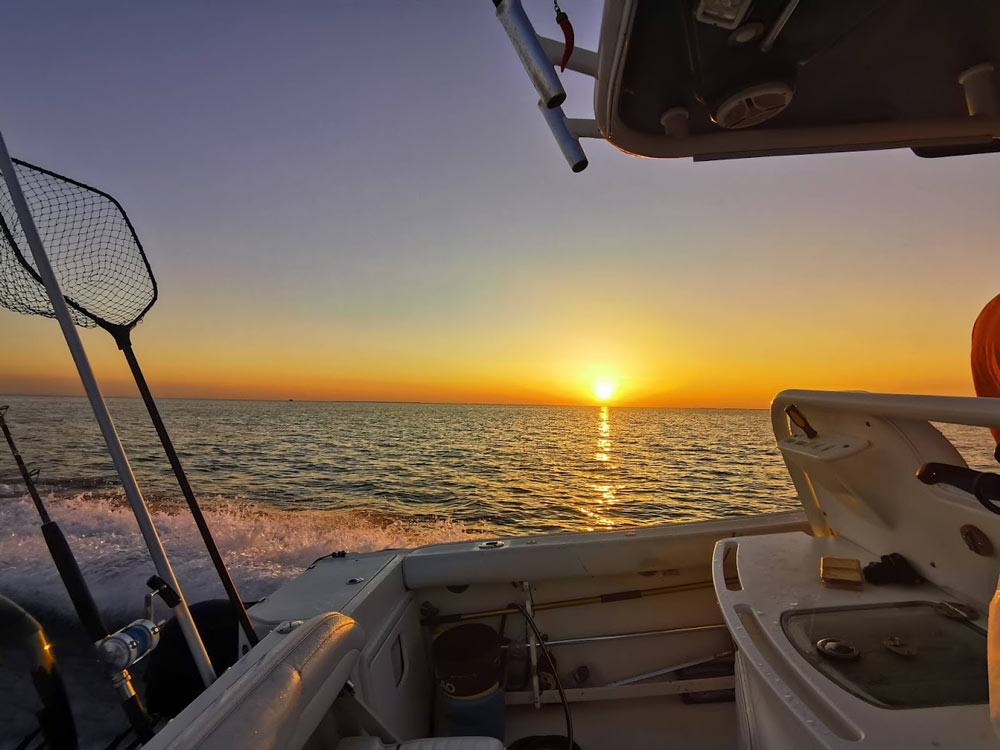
<box><xmin>771</xmin><ymin>390</ymin><xmax>1000</xmax><ymax>438</ymax></box>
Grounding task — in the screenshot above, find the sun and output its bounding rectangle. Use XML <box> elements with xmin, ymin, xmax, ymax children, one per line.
<box><xmin>593</xmin><ymin>378</ymin><xmax>618</xmax><ymax>402</ymax></box>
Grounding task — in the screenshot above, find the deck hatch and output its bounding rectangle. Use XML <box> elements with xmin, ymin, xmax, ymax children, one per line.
<box><xmin>781</xmin><ymin>601</ymin><xmax>987</xmax><ymax>709</ymax></box>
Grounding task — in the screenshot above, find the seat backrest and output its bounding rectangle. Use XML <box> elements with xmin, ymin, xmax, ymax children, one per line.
<box><xmin>157</xmin><ymin>612</ymin><xmax>365</xmax><ymax>750</ymax></box>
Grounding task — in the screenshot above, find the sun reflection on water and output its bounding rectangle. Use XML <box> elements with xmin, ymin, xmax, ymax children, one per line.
<box><xmin>579</xmin><ymin>405</ymin><xmax>624</xmax><ymax>530</ymax></box>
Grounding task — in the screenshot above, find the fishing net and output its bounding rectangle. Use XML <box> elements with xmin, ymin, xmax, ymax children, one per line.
<box><xmin>0</xmin><ymin>154</ymin><xmax>261</xmax><ymax>647</ymax></box>
<box><xmin>0</xmin><ymin>159</ymin><xmax>156</xmax><ymax>334</ymax></box>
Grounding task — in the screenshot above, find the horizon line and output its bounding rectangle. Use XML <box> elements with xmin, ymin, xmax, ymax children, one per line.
<box><xmin>0</xmin><ymin>391</ymin><xmax>770</xmax><ymax>410</ymax></box>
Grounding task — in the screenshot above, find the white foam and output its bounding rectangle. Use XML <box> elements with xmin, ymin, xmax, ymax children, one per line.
<box><xmin>0</xmin><ymin>491</ymin><xmax>477</xmax><ymax>625</ymax></box>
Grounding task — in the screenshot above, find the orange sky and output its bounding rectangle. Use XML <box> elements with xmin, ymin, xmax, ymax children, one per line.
<box><xmin>0</xmin><ymin>267</ymin><xmax>986</xmax><ymax>407</ymax></box>
<box><xmin>0</xmin><ymin>3</ymin><xmax>998</xmax><ymax>408</ymax></box>
<box><xmin>1</xmin><ymin>148</ymin><xmax>995</xmax><ymax>407</ymax></box>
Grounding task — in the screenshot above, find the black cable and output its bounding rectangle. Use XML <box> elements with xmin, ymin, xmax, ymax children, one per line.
<box><xmin>510</xmin><ymin>603</ymin><xmax>574</xmax><ymax>750</ymax></box>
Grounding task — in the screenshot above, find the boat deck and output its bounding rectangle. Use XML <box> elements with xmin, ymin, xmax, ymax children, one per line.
<box><xmin>506</xmin><ymin>696</ymin><xmax>737</xmax><ymax>749</ymax></box>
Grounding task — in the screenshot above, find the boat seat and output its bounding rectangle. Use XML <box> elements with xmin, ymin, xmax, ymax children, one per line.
<box><xmin>337</xmin><ymin>739</ymin><xmax>504</xmax><ymax>750</ymax></box>
<box><xmin>160</xmin><ymin>612</ymin><xmax>365</xmax><ymax>750</ymax></box>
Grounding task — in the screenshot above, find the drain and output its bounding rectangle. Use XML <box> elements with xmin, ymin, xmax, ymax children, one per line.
<box><xmin>882</xmin><ymin>636</ymin><xmax>917</xmax><ymax>657</ymax></box>
<box><xmin>816</xmin><ymin>637</ymin><xmax>860</xmax><ymax>661</ymax></box>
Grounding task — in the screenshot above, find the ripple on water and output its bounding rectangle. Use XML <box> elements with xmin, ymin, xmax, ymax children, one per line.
<box><xmin>2</xmin><ymin>397</ymin><xmax>995</xmax><ymax>540</ymax></box>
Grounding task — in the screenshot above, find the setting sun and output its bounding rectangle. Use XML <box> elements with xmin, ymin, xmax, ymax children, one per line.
<box><xmin>593</xmin><ymin>378</ymin><xmax>618</xmax><ymax>401</ymax></box>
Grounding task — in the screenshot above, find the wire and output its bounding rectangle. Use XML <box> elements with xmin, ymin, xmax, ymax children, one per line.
<box><xmin>511</xmin><ymin>603</ymin><xmax>574</xmax><ymax>750</ymax></box>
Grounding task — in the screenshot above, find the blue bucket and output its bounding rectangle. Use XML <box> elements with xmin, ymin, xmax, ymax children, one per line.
<box><xmin>432</xmin><ymin>624</ymin><xmax>505</xmax><ymax>741</ymax></box>
<box><xmin>436</xmin><ymin>686</ymin><xmax>506</xmax><ymax>741</ymax></box>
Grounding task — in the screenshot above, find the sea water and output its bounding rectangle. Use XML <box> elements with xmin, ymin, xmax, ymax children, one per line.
<box><xmin>0</xmin><ymin>395</ymin><xmax>994</xmax><ymax>746</ymax></box>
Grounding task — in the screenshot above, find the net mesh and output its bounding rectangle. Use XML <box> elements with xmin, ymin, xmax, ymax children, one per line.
<box><xmin>0</xmin><ymin>159</ymin><xmax>156</xmax><ymax>331</ymax></box>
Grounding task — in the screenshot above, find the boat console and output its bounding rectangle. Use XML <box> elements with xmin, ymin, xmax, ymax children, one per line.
<box><xmin>713</xmin><ymin>390</ymin><xmax>1000</xmax><ymax>748</ymax></box>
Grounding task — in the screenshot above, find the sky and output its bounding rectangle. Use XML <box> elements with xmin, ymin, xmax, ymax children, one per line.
<box><xmin>0</xmin><ymin>1</ymin><xmax>998</xmax><ymax>407</ymax></box>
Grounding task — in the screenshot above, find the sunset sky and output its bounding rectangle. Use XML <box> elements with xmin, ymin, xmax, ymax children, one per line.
<box><xmin>1</xmin><ymin>1</ymin><xmax>999</xmax><ymax>407</ymax></box>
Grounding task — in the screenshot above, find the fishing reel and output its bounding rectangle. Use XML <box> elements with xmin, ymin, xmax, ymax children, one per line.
<box><xmin>98</xmin><ymin>618</ymin><xmax>161</xmax><ymax>671</ymax></box>
<box><xmin>96</xmin><ymin>575</ymin><xmax>178</xmax><ymax>671</ymax></box>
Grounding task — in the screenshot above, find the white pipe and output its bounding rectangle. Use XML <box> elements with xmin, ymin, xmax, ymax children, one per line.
<box><xmin>538</xmin><ymin>100</ymin><xmax>588</xmax><ymax>172</ymax></box>
<box><xmin>0</xmin><ymin>128</ymin><xmax>216</xmax><ymax>688</ymax></box>
<box><xmin>496</xmin><ymin>0</ymin><xmax>566</xmax><ymax>108</ymax></box>
<box><xmin>771</xmin><ymin>389</ymin><xmax>1000</xmax><ymax>434</ymax></box>
<box><xmin>567</xmin><ymin>118</ymin><xmax>602</xmax><ymax>140</ymax></box>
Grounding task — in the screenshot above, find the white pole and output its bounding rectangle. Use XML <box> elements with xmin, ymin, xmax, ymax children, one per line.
<box><xmin>0</xmin><ymin>128</ymin><xmax>216</xmax><ymax>688</ymax></box>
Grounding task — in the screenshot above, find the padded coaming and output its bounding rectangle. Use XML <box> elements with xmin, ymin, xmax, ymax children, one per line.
<box><xmin>164</xmin><ymin>612</ymin><xmax>365</xmax><ymax>750</ymax></box>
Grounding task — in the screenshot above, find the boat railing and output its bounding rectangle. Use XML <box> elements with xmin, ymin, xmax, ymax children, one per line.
<box><xmin>771</xmin><ymin>389</ymin><xmax>1000</xmax><ymax>436</ymax></box>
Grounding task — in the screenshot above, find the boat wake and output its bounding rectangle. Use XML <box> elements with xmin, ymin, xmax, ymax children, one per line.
<box><xmin>0</xmin><ymin>484</ymin><xmax>478</xmax><ymax>625</ymax></box>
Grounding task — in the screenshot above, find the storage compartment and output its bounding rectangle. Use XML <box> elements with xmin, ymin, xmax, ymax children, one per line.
<box><xmin>713</xmin><ymin>531</ymin><xmax>997</xmax><ymax>748</ymax></box>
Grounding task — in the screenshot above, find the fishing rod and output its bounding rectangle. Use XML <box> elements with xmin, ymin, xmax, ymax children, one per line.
<box><xmin>0</xmin><ymin>130</ymin><xmax>217</xmax><ymax>689</ymax></box>
<box><xmin>0</xmin><ymin>405</ymin><xmax>154</xmax><ymax>743</ymax></box>
<box><xmin>421</xmin><ymin>578</ymin><xmax>727</xmax><ymax>625</ymax></box>
<box><xmin>0</xmin><ymin>145</ymin><xmax>257</xmax><ymax>651</ymax></box>
<box><xmin>116</xmin><ymin>334</ymin><xmax>260</xmax><ymax>650</ymax></box>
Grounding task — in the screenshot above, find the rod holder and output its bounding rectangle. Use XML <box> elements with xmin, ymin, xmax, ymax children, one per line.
<box><xmin>496</xmin><ymin>0</ymin><xmax>566</xmax><ymax>108</ymax></box>
<box><xmin>660</xmin><ymin>108</ymin><xmax>690</xmax><ymax>138</ymax></box>
<box><xmin>958</xmin><ymin>63</ymin><xmax>997</xmax><ymax>117</ymax></box>
<box><xmin>538</xmin><ymin>100</ymin><xmax>588</xmax><ymax>172</ymax></box>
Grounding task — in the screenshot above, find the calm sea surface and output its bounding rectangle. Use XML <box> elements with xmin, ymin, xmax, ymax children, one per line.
<box><xmin>0</xmin><ymin>395</ymin><xmax>995</xmax><ymax>746</ymax></box>
<box><xmin>2</xmin><ymin>394</ymin><xmax>996</xmax><ymax>593</ymax></box>
<box><xmin>3</xmin><ymin>397</ymin><xmax>809</xmax><ymax>530</ymax></box>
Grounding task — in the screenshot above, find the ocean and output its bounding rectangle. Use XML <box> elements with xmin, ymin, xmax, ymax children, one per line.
<box><xmin>0</xmin><ymin>394</ymin><xmax>995</xmax><ymax>746</ymax></box>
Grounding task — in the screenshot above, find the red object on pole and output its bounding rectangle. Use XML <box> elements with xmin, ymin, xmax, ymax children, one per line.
<box><xmin>556</xmin><ymin>11</ymin><xmax>574</xmax><ymax>72</ymax></box>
